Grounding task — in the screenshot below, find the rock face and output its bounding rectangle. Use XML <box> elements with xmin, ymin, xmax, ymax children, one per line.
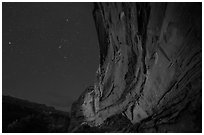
<box><xmin>69</xmin><ymin>3</ymin><xmax>202</xmax><ymax>132</ymax></box>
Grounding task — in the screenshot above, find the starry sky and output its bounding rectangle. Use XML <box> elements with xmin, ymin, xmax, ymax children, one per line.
<box><xmin>2</xmin><ymin>2</ymin><xmax>99</xmax><ymax>111</ymax></box>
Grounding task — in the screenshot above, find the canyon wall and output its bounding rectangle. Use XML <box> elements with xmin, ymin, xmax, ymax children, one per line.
<box><xmin>69</xmin><ymin>3</ymin><xmax>202</xmax><ymax>132</ymax></box>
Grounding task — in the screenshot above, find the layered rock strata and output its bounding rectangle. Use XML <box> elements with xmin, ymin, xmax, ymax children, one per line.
<box><xmin>69</xmin><ymin>3</ymin><xmax>202</xmax><ymax>132</ymax></box>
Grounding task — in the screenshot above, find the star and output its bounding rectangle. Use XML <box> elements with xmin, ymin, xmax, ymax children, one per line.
<box><xmin>8</xmin><ymin>41</ymin><xmax>16</xmax><ymax>48</ymax></box>
<box><xmin>63</xmin><ymin>56</ymin><xmax>69</xmax><ymax>62</ymax></box>
<box><xmin>58</xmin><ymin>45</ymin><xmax>62</xmax><ymax>49</ymax></box>
<box><xmin>65</xmin><ymin>18</ymin><xmax>69</xmax><ymax>23</ymax></box>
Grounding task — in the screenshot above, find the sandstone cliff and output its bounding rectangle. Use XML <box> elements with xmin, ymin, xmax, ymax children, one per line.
<box><xmin>69</xmin><ymin>2</ymin><xmax>202</xmax><ymax>132</ymax></box>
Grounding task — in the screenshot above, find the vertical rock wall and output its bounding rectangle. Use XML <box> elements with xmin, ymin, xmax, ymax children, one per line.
<box><xmin>70</xmin><ymin>2</ymin><xmax>202</xmax><ymax>132</ymax></box>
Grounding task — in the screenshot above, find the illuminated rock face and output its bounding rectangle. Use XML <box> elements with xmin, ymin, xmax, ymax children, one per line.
<box><xmin>70</xmin><ymin>3</ymin><xmax>201</xmax><ymax>132</ymax></box>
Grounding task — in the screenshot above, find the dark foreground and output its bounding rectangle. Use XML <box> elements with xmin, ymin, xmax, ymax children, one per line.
<box><xmin>2</xmin><ymin>95</ymin><xmax>70</xmax><ymax>133</ymax></box>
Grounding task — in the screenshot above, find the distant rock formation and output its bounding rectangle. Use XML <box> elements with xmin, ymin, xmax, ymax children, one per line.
<box><xmin>70</xmin><ymin>3</ymin><xmax>202</xmax><ymax>132</ymax></box>
<box><xmin>3</xmin><ymin>95</ymin><xmax>70</xmax><ymax>133</ymax></box>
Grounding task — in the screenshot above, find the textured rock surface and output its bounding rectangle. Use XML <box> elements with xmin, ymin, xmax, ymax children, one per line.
<box><xmin>69</xmin><ymin>2</ymin><xmax>202</xmax><ymax>132</ymax></box>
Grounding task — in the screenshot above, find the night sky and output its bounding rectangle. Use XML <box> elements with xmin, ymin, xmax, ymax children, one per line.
<box><xmin>2</xmin><ymin>2</ymin><xmax>99</xmax><ymax>111</ymax></box>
